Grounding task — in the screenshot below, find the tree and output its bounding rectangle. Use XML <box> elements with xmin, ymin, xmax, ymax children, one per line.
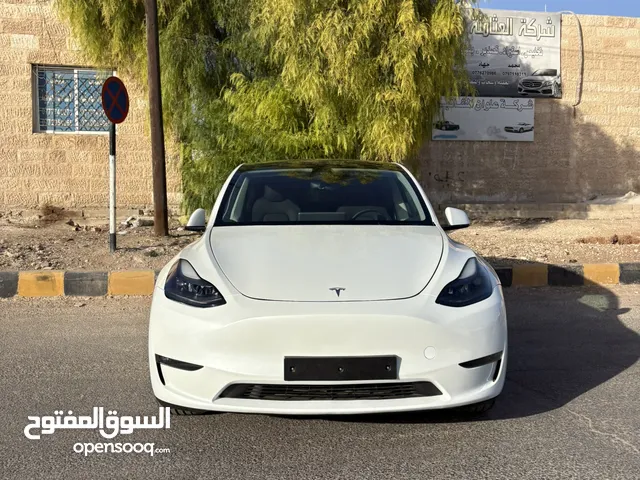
<box><xmin>55</xmin><ymin>0</ymin><xmax>472</xmax><ymax>212</ymax></box>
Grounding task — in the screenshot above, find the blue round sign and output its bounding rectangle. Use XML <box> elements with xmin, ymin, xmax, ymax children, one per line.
<box><xmin>101</xmin><ymin>76</ymin><xmax>129</xmax><ymax>124</ymax></box>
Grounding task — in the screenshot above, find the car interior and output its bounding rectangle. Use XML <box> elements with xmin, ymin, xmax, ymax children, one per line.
<box><xmin>222</xmin><ymin>170</ymin><xmax>423</xmax><ymax>223</ymax></box>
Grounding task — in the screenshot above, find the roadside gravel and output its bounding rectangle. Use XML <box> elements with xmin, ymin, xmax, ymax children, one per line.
<box><xmin>1</xmin><ymin>214</ymin><xmax>638</xmax><ymax>271</ymax></box>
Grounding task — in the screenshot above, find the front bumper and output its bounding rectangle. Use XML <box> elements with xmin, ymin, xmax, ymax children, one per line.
<box><xmin>148</xmin><ymin>286</ymin><xmax>507</xmax><ymax>414</ymax></box>
<box><xmin>518</xmin><ymin>84</ymin><xmax>554</xmax><ymax>96</ymax></box>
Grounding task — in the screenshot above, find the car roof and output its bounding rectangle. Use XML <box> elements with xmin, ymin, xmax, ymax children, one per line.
<box><xmin>237</xmin><ymin>159</ymin><xmax>405</xmax><ymax>173</ymax></box>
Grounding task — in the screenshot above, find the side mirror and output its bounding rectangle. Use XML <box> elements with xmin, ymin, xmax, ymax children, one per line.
<box><xmin>185</xmin><ymin>208</ymin><xmax>206</xmax><ymax>232</ymax></box>
<box><xmin>442</xmin><ymin>207</ymin><xmax>470</xmax><ymax>231</ymax></box>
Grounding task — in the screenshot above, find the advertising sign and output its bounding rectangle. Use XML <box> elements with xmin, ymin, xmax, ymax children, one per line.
<box><xmin>465</xmin><ymin>9</ymin><xmax>561</xmax><ymax>98</ymax></box>
<box><xmin>432</xmin><ymin>97</ymin><xmax>535</xmax><ymax>142</ymax></box>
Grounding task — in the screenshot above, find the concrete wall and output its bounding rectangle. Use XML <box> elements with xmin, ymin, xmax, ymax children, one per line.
<box><xmin>0</xmin><ymin>0</ymin><xmax>181</xmax><ymax>210</ymax></box>
<box><xmin>1</xmin><ymin>6</ymin><xmax>639</xmax><ymax>210</ymax></box>
<box><xmin>420</xmin><ymin>14</ymin><xmax>640</xmax><ymax>205</ymax></box>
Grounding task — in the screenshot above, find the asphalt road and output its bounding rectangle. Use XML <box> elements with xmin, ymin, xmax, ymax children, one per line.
<box><xmin>1</xmin><ymin>287</ymin><xmax>639</xmax><ymax>480</ymax></box>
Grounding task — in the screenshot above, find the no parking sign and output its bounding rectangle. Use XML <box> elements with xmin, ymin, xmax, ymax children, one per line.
<box><xmin>101</xmin><ymin>76</ymin><xmax>129</xmax><ymax>124</ymax></box>
<box><xmin>101</xmin><ymin>76</ymin><xmax>130</xmax><ymax>253</ymax></box>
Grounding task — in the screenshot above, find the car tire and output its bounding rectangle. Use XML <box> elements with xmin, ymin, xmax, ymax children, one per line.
<box><xmin>518</xmin><ymin>128</ymin><xmax>524</xmax><ymax>133</ymax></box>
<box><xmin>456</xmin><ymin>397</ymin><xmax>496</xmax><ymax>415</ymax></box>
<box><xmin>156</xmin><ymin>398</ymin><xmax>215</xmax><ymax>416</ymax></box>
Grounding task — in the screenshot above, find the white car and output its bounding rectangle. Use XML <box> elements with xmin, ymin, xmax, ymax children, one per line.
<box><xmin>148</xmin><ymin>160</ymin><xmax>507</xmax><ymax>416</ymax></box>
<box><xmin>518</xmin><ymin>68</ymin><xmax>561</xmax><ymax>97</ymax></box>
<box><xmin>504</xmin><ymin>122</ymin><xmax>534</xmax><ymax>133</ymax></box>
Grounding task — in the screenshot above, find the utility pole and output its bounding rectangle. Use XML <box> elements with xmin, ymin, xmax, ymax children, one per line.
<box><xmin>145</xmin><ymin>0</ymin><xmax>169</xmax><ymax>236</ymax></box>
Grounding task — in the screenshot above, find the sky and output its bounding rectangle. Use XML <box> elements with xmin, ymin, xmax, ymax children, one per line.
<box><xmin>480</xmin><ymin>0</ymin><xmax>640</xmax><ymax>17</ymax></box>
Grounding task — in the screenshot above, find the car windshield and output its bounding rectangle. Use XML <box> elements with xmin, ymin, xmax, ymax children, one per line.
<box><xmin>532</xmin><ymin>69</ymin><xmax>557</xmax><ymax>76</ymax></box>
<box><xmin>215</xmin><ymin>165</ymin><xmax>433</xmax><ymax>226</ymax></box>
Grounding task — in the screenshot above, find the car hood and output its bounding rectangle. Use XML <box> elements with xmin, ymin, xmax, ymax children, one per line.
<box><xmin>209</xmin><ymin>225</ymin><xmax>444</xmax><ymax>302</ymax></box>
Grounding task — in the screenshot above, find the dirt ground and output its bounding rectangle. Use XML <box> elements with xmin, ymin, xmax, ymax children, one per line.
<box><xmin>0</xmin><ymin>213</ymin><xmax>197</xmax><ymax>271</ymax></box>
<box><xmin>450</xmin><ymin>218</ymin><xmax>640</xmax><ymax>266</ymax></box>
<box><xmin>0</xmin><ymin>212</ymin><xmax>639</xmax><ymax>271</ymax></box>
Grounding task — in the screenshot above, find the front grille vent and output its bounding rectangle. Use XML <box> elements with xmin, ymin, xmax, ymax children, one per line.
<box><xmin>218</xmin><ymin>382</ymin><xmax>442</xmax><ymax>401</ymax></box>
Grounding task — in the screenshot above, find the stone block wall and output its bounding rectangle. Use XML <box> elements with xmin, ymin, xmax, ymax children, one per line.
<box><xmin>420</xmin><ymin>14</ymin><xmax>640</xmax><ymax>204</ymax></box>
<box><xmin>2</xmin><ymin>5</ymin><xmax>639</xmax><ymax>210</ymax></box>
<box><xmin>0</xmin><ymin>0</ymin><xmax>182</xmax><ymax>210</ymax></box>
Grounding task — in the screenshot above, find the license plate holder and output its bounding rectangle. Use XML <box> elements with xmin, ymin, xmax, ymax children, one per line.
<box><xmin>284</xmin><ymin>356</ymin><xmax>398</xmax><ymax>381</ymax></box>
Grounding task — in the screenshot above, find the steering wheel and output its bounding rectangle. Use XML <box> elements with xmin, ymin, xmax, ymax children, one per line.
<box><xmin>351</xmin><ymin>209</ymin><xmax>386</xmax><ymax>221</ymax></box>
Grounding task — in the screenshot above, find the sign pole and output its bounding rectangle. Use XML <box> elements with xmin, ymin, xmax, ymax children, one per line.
<box><xmin>109</xmin><ymin>122</ymin><xmax>116</xmax><ymax>253</ymax></box>
<box><xmin>101</xmin><ymin>75</ymin><xmax>129</xmax><ymax>254</ymax></box>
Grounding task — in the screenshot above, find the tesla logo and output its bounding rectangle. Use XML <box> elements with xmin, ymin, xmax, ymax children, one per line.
<box><xmin>329</xmin><ymin>287</ymin><xmax>345</xmax><ymax>297</ymax></box>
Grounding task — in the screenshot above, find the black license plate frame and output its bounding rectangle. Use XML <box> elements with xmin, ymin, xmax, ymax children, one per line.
<box><xmin>284</xmin><ymin>355</ymin><xmax>399</xmax><ymax>381</ymax></box>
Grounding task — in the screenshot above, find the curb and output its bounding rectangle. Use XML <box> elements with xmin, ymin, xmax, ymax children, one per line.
<box><xmin>495</xmin><ymin>263</ymin><xmax>640</xmax><ymax>287</ymax></box>
<box><xmin>0</xmin><ymin>270</ymin><xmax>160</xmax><ymax>298</ymax></box>
<box><xmin>0</xmin><ymin>264</ymin><xmax>639</xmax><ymax>298</ymax></box>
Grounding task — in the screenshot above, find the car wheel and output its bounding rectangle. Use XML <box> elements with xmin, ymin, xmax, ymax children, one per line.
<box><xmin>156</xmin><ymin>398</ymin><xmax>215</xmax><ymax>416</ymax></box>
<box><xmin>518</xmin><ymin>128</ymin><xmax>524</xmax><ymax>133</ymax></box>
<box><xmin>456</xmin><ymin>397</ymin><xmax>496</xmax><ymax>415</ymax></box>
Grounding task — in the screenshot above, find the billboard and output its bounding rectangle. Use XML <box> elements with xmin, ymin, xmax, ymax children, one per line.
<box><xmin>465</xmin><ymin>9</ymin><xmax>561</xmax><ymax>98</ymax></box>
<box><xmin>432</xmin><ymin>97</ymin><xmax>535</xmax><ymax>142</ymax></box>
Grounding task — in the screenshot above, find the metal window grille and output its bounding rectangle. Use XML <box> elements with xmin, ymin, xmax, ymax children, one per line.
<box><xmin>34</xmin><ymin>65</ymin><xmax>113</xmax><ymax>133</ymax></box>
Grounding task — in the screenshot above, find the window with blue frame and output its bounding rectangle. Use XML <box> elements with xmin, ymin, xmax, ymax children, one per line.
<box><xmin>34</xmin><ymin>66</ymin><xmax>113</xmax><ymax>133</ymax></box>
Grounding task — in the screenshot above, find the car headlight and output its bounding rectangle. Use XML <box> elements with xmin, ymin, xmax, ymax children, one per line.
<box><xmin>542</xmin><ymin>80</ymin><xmax>552</xmax><ymax>86</ymax></box>
<box><xmin>436</xmin><ymin>258</ymin><xmax>493</xmax><ymax>307</ymax></box>
<box><xmin>164</xmin><ymin>259</ymin><xmax>226</xmax><ymax>307</ymax></box>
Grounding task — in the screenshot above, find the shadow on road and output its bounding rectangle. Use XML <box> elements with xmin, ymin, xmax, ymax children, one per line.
<box><xmin>285</xmin><ymin>260</ymin><xmax>639</xmax><ymax>425</ymax></box>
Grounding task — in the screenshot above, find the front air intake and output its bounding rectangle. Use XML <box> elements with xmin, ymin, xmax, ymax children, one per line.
<box><xmin>218</xmin><ymin>382</ymin><xmax>442</xmax><ymax>401</ymax></box>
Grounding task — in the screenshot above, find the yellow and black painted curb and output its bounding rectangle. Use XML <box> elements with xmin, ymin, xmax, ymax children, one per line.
<box><xmin>0</xmin><ymin>270</ymin><xmax>159</xmax><ymax>298</ymax></box>
<box><xmin>495</xmin><ymin>263</ymin><xmax>639</xmax><ymax>287</ymax></box>
<box><xmin>0</xmin><ymin>264</ymin><xmax>639</xmax><ymax>298</ymax></box>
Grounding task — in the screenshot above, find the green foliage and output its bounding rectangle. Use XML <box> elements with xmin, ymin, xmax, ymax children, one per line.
<box><xmin>55</xmin><ymin>0</ymin><xmax>473</xmax><ymax>213</ymax></box>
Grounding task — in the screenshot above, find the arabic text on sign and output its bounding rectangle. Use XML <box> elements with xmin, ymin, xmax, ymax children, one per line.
<box><xmin>471</xmin><ymin>15</ymin><xmax>556</xmax><ymax>41</ymax></box>
<box><xmin>518</xmin><ymin>17</ymin><xmax>556</xmax><ymax>40</ymax></box>
<box><xmin>471</xmin><ymin>15</ymin><xmax>514</xmax><ymax>37</ymax></box>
